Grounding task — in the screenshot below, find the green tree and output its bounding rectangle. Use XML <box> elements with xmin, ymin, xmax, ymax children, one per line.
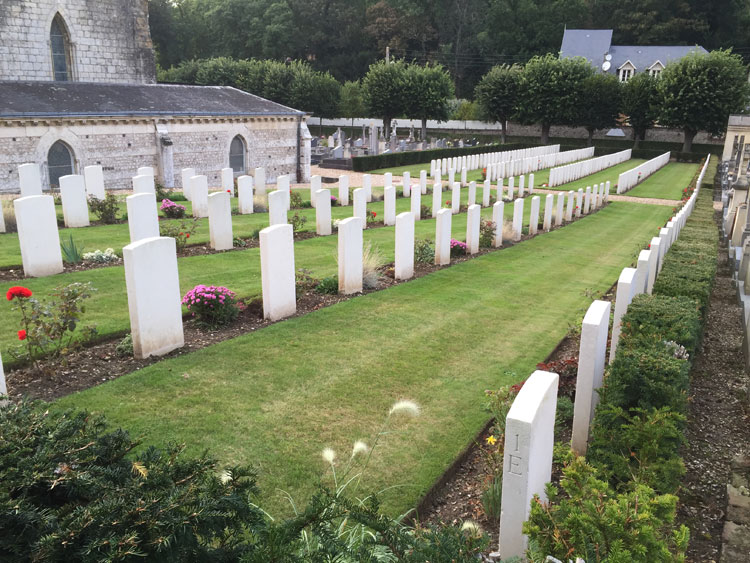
<box><xmin>362</xmin><ymin>59</ymin><xmax>410</xmax><ymax>137</ymax></box>
<box><xmin>658</xmin><ymin>49</ymin><xmax>750</xmax><ymax>151</ymax></box>
<box><xmin>339</xmin><ymin>80</ymin><xmax>367</xmax><ymax>133</ymax></box>
<box><xmin>474</xmin><ymin>64</ymin><xmax>522</xmax><ymax>143</ymax></box>
<box><xmin>622</xmin><ymin>72</ymin><xmax>660</xmax><ymax>149</ymax></box>
<box><xmin>407</xmin><ymin>63</ymin><xmax>454</xmax><ymax>141</ymax></box>
<box><xmin>515</xmin><ymin>54</ymin><xmax>595</xmax><ymax>144</ymax></box>
<box><xmin>577</xmin><ymin>73</ymin><xmax>622</xmax><ymax>146</ymax></box>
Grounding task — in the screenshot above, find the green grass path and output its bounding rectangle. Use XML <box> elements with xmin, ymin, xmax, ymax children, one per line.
<box><xmin>620</xmin><ymin>162</ymin><xmax>698</xmax><ymax>200</ymax></box>
<box><xmin>55</xmin><ymin>200</ymin><xmax>673</xmax><ymax>517</ymax></box>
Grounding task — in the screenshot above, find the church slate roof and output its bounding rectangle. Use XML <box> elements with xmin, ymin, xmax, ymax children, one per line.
<box><xmin>0</xmin><ymin>81</ymin><xmax>305</xmax><ymax>118</ymax></box>
<box><xmin>560</xmin><ymin>29</ymin><xmax>708</xmax><ymax>74</ymax></box>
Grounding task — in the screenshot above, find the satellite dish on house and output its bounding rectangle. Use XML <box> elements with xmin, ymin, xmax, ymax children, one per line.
<box><xmin>605</xmin><ymin>54</ymin><xmax>612</xmax><ymax>61</ymax></box>
<box><xmin>602</xmin><ymin>61</ymin><xmax>611</xmax><ymax>71</ymax></box>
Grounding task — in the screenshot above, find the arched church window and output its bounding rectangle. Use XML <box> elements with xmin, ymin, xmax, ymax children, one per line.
<box><xmin>48</xmin><ymin>141</ymin><xmax>75</xmax><ymax>190</ymax></box>
<box><xmin>230</xmin><ymin>136</ymin><xmax>246</xmax><ymax>173</ymax></box>
<box><xmin>50</xmin><ymin>15</ymin><xmax>72</xmax><ymax>81</ymax></box>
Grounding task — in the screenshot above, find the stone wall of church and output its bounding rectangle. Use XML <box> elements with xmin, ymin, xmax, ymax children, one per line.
<box><xmin>0</xmin><ymin>0</ymin><xmax>156</xmax><ymax>84</ymax></box>
<box><xmin>0</xmin><ymin>117</ymin><xmax>304</xmax><ymax>193</ymax></box>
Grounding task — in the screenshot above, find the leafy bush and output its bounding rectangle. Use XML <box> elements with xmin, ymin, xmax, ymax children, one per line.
<box><xmin>525</xmin><ymin>456</ymin><xmax>689</xmax><ymax>562</ymax></box>
<box><xmin>115</xmin><ymin>333</ymin><xmax>133</xmax><ymax>357</ymax></box>
<box><xmin>160</xmin><ymin>218</ymin><xmax>199</xmax><ymax>251</ymax></box>
<box><xmin>88</xmin><ymin>193</ymin><xmax>120</xmax><ymax>224</ymax></box>
<box><xmin>536</xmin><ymin>357</ymin><xmax>577</xmax><ymax>398</ymax></box>
<box><xmin>414</xmin><ymin>238</ymin><xmax>434</xmax><ymax>264</ymax></box>
<box><xmin>588</xmin><ymin>406</ymin><xmax>686</xmax><ymax>494</ymax></box>
<box><xmin>82</xmin><ymin>248</ymin><xmax>119</xmax><ymax>264</ymax></box>
<box><xmin>420</xmin><ymin>204</ymin><xmax>432</xmax><ymax>220</ymax></box>
<box><xmin>479</xmin><ymin>219</ymin><xmax>496</xmax><ymax>248</ymax></box>
<box><xmin>182</xmin><ymin>285</ymin><xmax>239</xmax><ymax>328</ymax></box>
<box><xmin>160</xmin><ymin>198</ymin><xmax>187</xmax><ymax>218</ymax></box>
<box><xmin>315</xmin><ymin>276</ymin><xmax>339</xmax><ymax>295</ymax></box>
<box><xmin>598</xmin><ymin>341</ymin><xmax>690</xmax><ymax>414</ymax></box>
<box><xmin>289</xmin><ymin>191</ymin><xmax>305</xmax><ymax>209</ymax></box>
<box><xmin>60</xmin><ymin>234</ymin><xmax>84</xmax><ymax>264</ymax></box>
<box><xmin>620</xmin><ymin>294</ymin><xmax>702</xmax><ymax>357</ymax></box>
<box><xmin>7</xmin><ymin>283</ymin><xmax>97</xmax><ymax>371</ymax></box>
<box><xmin>290</xmin><ymin>212</ymin><xmax>308</xmax><ymax>233</ymax></box>
<box><xmin>295</xmin><ymin>269</ymin><xmax>319</xmax><ymax>297</ymax></box>
<box><xmin>362</xmin><ymin>242</ymin><xmax>383</xmax><ymax>289</ymax></box>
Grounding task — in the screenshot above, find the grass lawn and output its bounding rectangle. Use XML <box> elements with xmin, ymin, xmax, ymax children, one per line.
<box><xmin>0</xmin><ymin>196</ymin><xmax>543</xmax><ymax>359</ymax></box>
<box><xmin>620</xmin><ymin>162</ymin><xmax>699</xmax><ymax>200</ymax></box>
<box><xmin>54</xmin><ymin>200</ymin><xmax>673</xmax><ymax>519</ymax></box>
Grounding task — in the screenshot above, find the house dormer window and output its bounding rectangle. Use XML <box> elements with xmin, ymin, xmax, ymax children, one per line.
<box><xmin>648</xmin><ymin>61</ymin><xmax>665</xmax><ymax>78</ymax></box>
<box><xmin>50</xmin><ymin>14</ymin><xmax>72</xmax><ymax>81</ymax></box>
<box><xmin>618</xmin><ymin>60</ymin><xmax>636</xmax><ymax>82</ymax></box>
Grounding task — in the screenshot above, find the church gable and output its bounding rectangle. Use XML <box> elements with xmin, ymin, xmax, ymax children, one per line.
<box><xmin>0</xmin><ymin>0</ymin><xmax>156</xmax><ymax>84</ymax></box>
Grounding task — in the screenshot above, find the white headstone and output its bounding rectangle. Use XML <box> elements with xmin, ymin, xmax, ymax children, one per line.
<box><xmin>451</xmin><ymin>183</ymin><xmax>460</xmax><ymax>214</ymax></box>
<box><xmin>0</xmin><ymin>350</ymin><xmax>6</xmax><ymax>397</ymax></box>
<box><xmin>584</xmin><ymin>186</ymin><xmax>592</xmax><ymax>214</ymax></box>
<box><xmin>181</xmin><ymin>167</ymin><xmax>196</xmax><ymax>200</ymax></box>
<box><xmin>482</xmin><ymin>179</ymin><xmax>491</xmax><ymax>207</ymax></box>
<box><xmin>636</xmin><ymin>250</ymin><xmax>651</xmax><ymax>294</ymax></box>
<box><xmin>190</xmin><ymin>175</ymin><xmax>209</xmax><ymax>218</ymax></box>
<box><xmin>338</xmin><ymin>175</ymin><xmax>350</xmax><ymax>206</ymax></box>
<box><xmin>316</xmin><ymin>188</ymin><xmax>332</xmax><ymax>235</ymax></box>
<box><xmin>0</xmin><ymin>200</ymin><xmax>5</xmax><ymax>234</ymax></box>
<box><xmin>556</xmin><ymin>194</ymin><xmax>565</xmax><ymax>227</ymax></box>
<box><xmin>529</xmin><ymin>173</ymin><xmax>535</xmax><ymax>193</ymax></box>
<box><xmin>493</xmin><ymin>201</ymin><xmax>504</xmax><ymax>247</ymax></box>
<box><xmin>59</xmin><ymin>175</ymin><xmax>90</xmax><ymax>228</ymax></box>
<box><xmin>137</xmin><ymin>166</ymin><xmax>154</xmax><ymax>179</ymax></box>
<box><xmin>14</xmin><ymin>195</ymin><xmax>64</xmax><ymax>277</ymax></box>
<box><xmin>238</xmin><ymin>175</ymin><xmax>254</xmax><ymax>214</ymax></box>
<box><xmin>466</xmin><ymin>204</ymin><xmax>480</xmax><ymax>254</ymax></box>
<box><xmin>461</xmin><ymin>167</ymin><xmax>467</xmax><ymax>186</ymax></box>
<box><xmin>83</xmin><ymin>165</ymin><xmax>106</xmax><ymax>200</ymax></box>
<box><xmin>435</xmin><ymin>208</ymin><xmax>452</xmax><ymax>265</ymax></box>
<box><xmin>403</xmin><ymin>172</ymin><xmax>411</xmax><ymax>197</ymax></box>
<box><xmin>571</xmin><ymin>300</ymin><xmax>611</xmax><ymax>455</ymax></box>
<box><xmin>260</xmin><ymin>224</ymin><xmax>296</xmax><ymax>321</ymax></box>
<box><xmin>609</xmin><ymin>268</ymin><xmax>638</xmax><ymax>363</ymax></box>
<box><xmin>19</xmin><ymin>163</ymin><xmax>43</xmax><ymax>197</ymax></box>
<box><xmin>338</xmin><ymin>217</ymin><xmax>363</xmax><ymax>294</ymax></box>
<box><xmin>543</xmin><ymin>194</ymin><xmax>553</xmax><ymax>232</ymax></box>
<box><xmin>528</xmin><ymin>196</ymin><xmax>540</xmax><ymax>236</ymax></box>
<box><xmin>221</xmin><ymin>167</ymin><xmax>234</xmax><ymax>196</ymax></box>
<box><xmin>277</xmin><ymin>175</ymin><xmax>291</xmax><ymax>210</ymax></box>
<box><xmin>518</xmin><ymin>175</ymin><xmax>525</xmax><ymax>198</ymax></box>
<box><xmin>468</xmin><ymin>181</ymin><xmax>477</xmax><ymax>206</ymax></box>
<box><xmin>362</xmin><ymin>174</ymin><xmax>372</xmax><ymax>202</ymax></box>
<box><xmin>448</xmin><ymin>168</ymin><xmax>455</xmax><ymax>187</ymax></box>
<box><xmin>420</xmin><ymin>170</ymin><xmax>427</xmax><ymax>194</ymax></box>
<box><xmin>208</xmin><ymin>191</ymin><xmax>233</xmax><ymax>250</ymax></box>
<box><xmin>310</xmin><ymin>175</ymin><xmax>322</xmax><ymax>208</ymax></box>
<box><xmin>411</xmin><ymin>184</ymin><xmax>421</xmax><ymax>221</ymax></box>
<box><xmin>499</xmin><ymin>370</ymin><xmax>559</xmax><ymax>560</ymax></box>
<box><xmin>512</xmin><ymin>198</ymin><xmax>524</xmax><ymax>242</ymax></box>
<box><xmin>383</xmin><ymin>186</ymin><xmax>397</xmax><ymax>226</ymax></box>
<box><xmin>123</xmin><ymin>236</ymin><xmax>184</xmax><ymax>359</ymax></box>
<box><xmin>255</xmin><ymin>167</ymin><xmax>266</xmax><ymax>195</ymax></box>
<box><xmin>647</xmin><ymin>237</ymin><xmax>661</xmax><ymax>293</ymax></box>
<box><xmin>432</xmin><ymin>182</ymin><xmax>442</xmax><ymax>218</ymax></box>
<box><xmin>384</xmin><ymin>172</ymin><xmax>393</xmax><ymax>188</ymax></box>
<box><xmin>133</xmin><ymin>174</ymin><xmax>155</xmax><ymax>195</ymax></box>
<box><xmin>126</xmin><ymin>193</ymin><xmax>159</xmax><ymax>243</ymax></box>
<box><xmin>395</xmin><ymin>211</ymin><xmax>415</xmax><ymax>280</ymax></box>
<box><xmin>268</xmin><ymin>190</ymin><xmax>287</xmax><ymax>226</ymax></box>
<box><xmin>353</xmin><ymin>188</ymin><xmax>367</xmax><ymax>222</ymax></box>
<box><xmin>576</xmin><ymin>189</ymin><xmax>583</xmax><ymax>218</ymax></box>
<box><xmin>565</xmin><ymin>191</ymin><xmax>575</xmax><ymax>221</ymax></box>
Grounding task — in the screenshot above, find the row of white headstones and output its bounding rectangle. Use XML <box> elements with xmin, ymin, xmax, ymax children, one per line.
<box><xmin>430</xmin><ymin>144</ymin><xmax>559</xmax><ymax>179</ymax></box>
<box><xmin>616</xmin><ymin>151</ymin><xmax>671</xmax><ymax>194</ymax></box>
<box><xmin>497</xmin><ymin>154</ymin><xmax>710</xmax><ymax>559</ymax></box>
<box><xmin>548</xmin><ymin>148</ymin><xmax>632</xmax><ymax>187</ymax></box>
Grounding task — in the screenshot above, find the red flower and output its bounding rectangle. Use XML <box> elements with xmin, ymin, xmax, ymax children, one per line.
<box><xmin>185</xmin><ymin>233</ymin><xmax>190</xmax><ymax>238</ymax></box>
<box><xmin>18</xmin><ymin>329</ymin><xmax>27</xmax><ymax>341</ymax></box>
<box><xmin>227</xmin><ymin>189</ymin><xmax>231</xmax><ymax>193</ymax></box>
<box><xmin>373</xmin><ymin>212</ymin><xmax>377</xmax><ymax>218</ymax></box>
<box><xmin>6</xmin><ymin>286</ymin><xmax>32</xmax><ymax>301</ymax></box>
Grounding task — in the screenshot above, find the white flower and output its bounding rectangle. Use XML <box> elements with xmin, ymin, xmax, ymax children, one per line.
<box><xmin>461</xmin><ymin>521</ymin><xmax>482</xmax><ymax>537</ymax></box>
<box><xmin>321</xmin><ymin>447</ymin><xmax>336</xmax><ymax>464</ymax></box>
<box><xmin>388</xmin><ymin>400</ymin><xmax>420</xmax><ymax>417</ymax></box>
<box><xmin>219</xmin><ymin>469</ymin><xmax>232</xmax><ymax>484</ymax></box>
<box><xmin>351</xmin><ymin>441</ymin><xmax>369</xmax><ymax>457</ymax></box>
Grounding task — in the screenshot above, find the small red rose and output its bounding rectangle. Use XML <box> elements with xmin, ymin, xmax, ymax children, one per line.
<box><xmin>185</xmin><ymin>233</ymin><xmax>190</xmax><ymax>238</ymax></box>
<box><xmin>18</xmin><ymin>329</ymin><xmax>27</xmax><ymax>341</ymax></box>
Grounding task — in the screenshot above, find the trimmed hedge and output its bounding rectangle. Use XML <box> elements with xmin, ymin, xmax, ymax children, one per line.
<box><xmin>587</xmin><ymin>184</ymin><xmax>718</xmax><ymax>495</ymax></box>
<box><xmin>351</xmin><ymin>143</ymin><xmax>534</xmax><ymax>172</ymax></box>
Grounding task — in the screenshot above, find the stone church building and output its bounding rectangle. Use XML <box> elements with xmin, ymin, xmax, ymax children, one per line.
<box><xmin>0</xmin><ymin>0</ymin><xmax>311</xmax><ymax>193</ymax></box>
